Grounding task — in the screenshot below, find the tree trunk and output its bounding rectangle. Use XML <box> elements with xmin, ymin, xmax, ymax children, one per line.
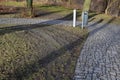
<box><xmin>83</xmin><ymin>0</ymin><xmax>91</xmax><ymax>11</ymax></box>
<box><xmin>26</xmin><ymin>0</ymin><xmax>33</xmax><ymax>17</ymax></box>
<box><xmin>26</xmin><ymin>0</ymin><xmax>33</xmax><ymax>8</ymax></box>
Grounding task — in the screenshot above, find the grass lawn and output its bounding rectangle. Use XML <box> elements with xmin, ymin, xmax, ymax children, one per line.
<box><xmin>88</xmin><ymin>13</ymin><xmax>120</xmax><ymax>25</ymax></box>
<box><xmin>0</xmin><ymin>24</ymin><xmax>88</xmax><ymax>80</ymax></box>
<box><xmin>0</xmin><ymin>1</ymin><xmax>25</xmax><ymax>7</ymax></box>
<box><xmin>0</xmin><ymin>1</ymin><xmax>82</xmax><ymax>19</ymax></box>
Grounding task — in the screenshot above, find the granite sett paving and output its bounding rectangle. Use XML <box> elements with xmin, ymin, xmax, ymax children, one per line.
<box><xmin>74</xmin><ymin>18</ymin><xmax>120</xmax><ymax>80</ymax></box>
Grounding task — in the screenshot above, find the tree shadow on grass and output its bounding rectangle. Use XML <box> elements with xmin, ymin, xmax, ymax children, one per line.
<box><xmin>59</xmin><ymin>11</ymin><xmax>81</xmax><ymax>21</ymax></box>
<box><xmin>0</xmin><ymin>11</ymin><xmax>86</xmax><ymax>79</ymax></box>
<box><xmin>35</xmin><ymin>10</ymin><xmax>62</xmax><ymax>17</ymax></box>
<box><xmin>90</xmin><ymin>17</ymin><xmax>116</xmax><ymax>36</ymax></box>
<box><xmin>88</xmin><ymin>18</ymin><xmax>95</xmax><ymax>22</ymax></box>
<box><xmin>11</xmin><ymin>36</ymin><xmax>84</xmax><ymax>80</ymax></box>
<box><xmin>0</xmin><ymin>12</ymin><xmax>17</xmax><ymax>15</ymax></box>
<box><xmin>88</xmin><ymin>13</ymin><xmax>97</xmax><ymax>22</ymax></box>
<box><xmin>59</xmin><ymin>12</ymin><xmax>73</xmax><ymax>20</ymax></box>
<box><xmin>89</xmin><ymin>13</ymin><xmax>97</xmax><ymax>19</ymax></box>
<box><xmin>88</xmin><ymin>19</ymin><xmax>104</xmax><ymax>27</ymax></box>
<box><xmin>0</xmin><ymin>6</ymin><xmax>22</xmax><ymax>15</ymax></box>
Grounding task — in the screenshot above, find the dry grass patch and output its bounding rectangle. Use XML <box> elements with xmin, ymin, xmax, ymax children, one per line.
<box><xmin>0</xmin><ymin>24</ymin><xmax>88</xmax><ymax>80</ymax></box>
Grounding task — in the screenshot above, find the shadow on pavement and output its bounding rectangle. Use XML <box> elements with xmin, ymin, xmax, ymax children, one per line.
<box><xmin>0</xmin><ymin>11</ymin><xmax>82</xmax><ymax>36</ymax></box>
<box><xmin>0</xmin><ymin>12</ymin><xmax>79</xmax><ymax>35</ymax></box>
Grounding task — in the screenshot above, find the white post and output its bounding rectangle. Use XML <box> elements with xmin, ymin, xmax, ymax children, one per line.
<box><xmin>81</xmin><ymin>12</ymin><xmax>84</xmax><ymax>29</ymax></box>
<box><xmin>73</xmin><ymin>9</ymin><xmax>76</xmax><ymax>27</ymax></box>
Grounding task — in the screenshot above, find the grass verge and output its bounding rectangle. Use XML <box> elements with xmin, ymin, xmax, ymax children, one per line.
<box><xmin>90</xmin><ymin>14</ymin><xmax>120</xmax><ymax>24</ymax></box>
<box><xmin>0</xmin><ymin>24</ymin><xmax>88</xmax><ymax>80</ymax></box>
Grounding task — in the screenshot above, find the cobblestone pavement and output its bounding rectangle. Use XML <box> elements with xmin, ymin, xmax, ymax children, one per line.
<box><xmin>74</xmin><ymin>18</ymin><xmax>120</xmax><ymax>80</ymax></box>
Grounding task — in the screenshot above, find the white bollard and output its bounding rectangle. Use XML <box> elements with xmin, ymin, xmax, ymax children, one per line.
<box><xmin>82</xmin><ymin>12</ymin><xmax>84</xmax><ymax>29</ymax></box>
<box><xmin>73</xmin><ymin>9</ymin><xmax>76</xmax><ymax>27</ymax></box>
